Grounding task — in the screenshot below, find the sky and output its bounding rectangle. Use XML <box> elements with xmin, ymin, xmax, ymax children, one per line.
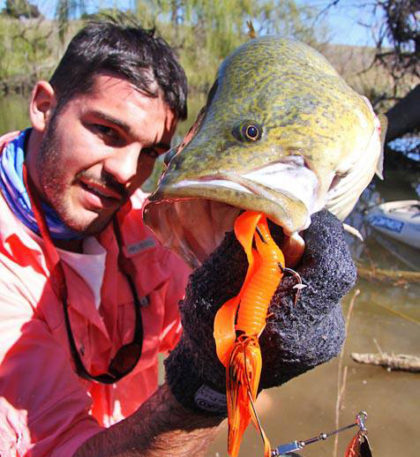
<box><xmin>0</xmin><ymin>0</ymin><xmax>385</xmax><ymax>47</ymax></box>
<box><xmin>298</xmin><ymin>0</ymin><xmax>386</xmax><ymax>47</ymax></box>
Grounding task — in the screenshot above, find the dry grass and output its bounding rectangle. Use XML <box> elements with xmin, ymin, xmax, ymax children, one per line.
<box><xmin>319</xmin><ymin>44</ymin><xmax>418</xmax><ymax>112</ymax></box>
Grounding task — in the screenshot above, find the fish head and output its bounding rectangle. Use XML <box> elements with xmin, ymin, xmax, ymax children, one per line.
<box><xmin>144</xmin><ymin>37</ymin><xmax>384</xmax><ymax>268</ymax></box>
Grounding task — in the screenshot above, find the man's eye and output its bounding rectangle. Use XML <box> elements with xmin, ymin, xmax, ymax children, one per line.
<box><xmin>93</xmin><ymin>124</ymin><xmax>120</xmax><ymax>142</ymax></box>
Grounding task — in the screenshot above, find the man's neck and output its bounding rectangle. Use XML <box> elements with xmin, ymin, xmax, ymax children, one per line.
<box><xmin>25</xmin><ymin>129</ymin><xmax>42</xmax><ymax>190</ymax></box>
<box><xmin>54</xmin><ymin>237</ymin><xmax>84</xmax><ymax>253</ymax></box>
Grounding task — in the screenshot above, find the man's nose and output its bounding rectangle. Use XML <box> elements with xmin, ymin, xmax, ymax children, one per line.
<box><xmin>103</xmin><ymin>145</ymin><xmax>141</xmax><ymax>185</ymax></box>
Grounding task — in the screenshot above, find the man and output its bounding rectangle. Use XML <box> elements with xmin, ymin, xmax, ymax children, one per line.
<box><xmin>0</xmin><ymin>20</ymin><xmax>356</xmax><ymax>457</ymax></box>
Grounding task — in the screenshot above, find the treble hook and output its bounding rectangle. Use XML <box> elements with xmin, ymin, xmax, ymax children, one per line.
<box><xmin>278</xmin><ymin>264</ymin><xmax>306</xmax><ymax>305</ymax></box>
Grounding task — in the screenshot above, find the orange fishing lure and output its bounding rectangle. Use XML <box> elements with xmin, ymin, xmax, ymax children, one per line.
<box><xmin>214</xmin><ymin>211</ymin><xmax>285</xmax><ymax>457</ymax></box>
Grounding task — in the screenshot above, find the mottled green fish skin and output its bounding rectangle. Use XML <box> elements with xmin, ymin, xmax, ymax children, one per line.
<box><xmin>151</xmin><ymin>37</ymin><xmax>377</xmax><ymax>233</ymax></box>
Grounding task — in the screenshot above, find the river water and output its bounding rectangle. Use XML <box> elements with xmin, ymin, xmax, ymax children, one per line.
<box><xmin>1</xmin><ymin>95</ymin><xmax>418</xmax><ymax>457</ymax></box>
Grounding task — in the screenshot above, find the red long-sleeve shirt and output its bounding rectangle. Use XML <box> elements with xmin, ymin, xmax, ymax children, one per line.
<box><xmin>0</xmin><ymin>131</ymin><xmax>191</xmax><ymax>456</ymax></box>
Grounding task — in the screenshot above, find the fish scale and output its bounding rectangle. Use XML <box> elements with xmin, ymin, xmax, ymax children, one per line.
<box><xmin>144</xmin><ymin>36</ymin><xmax>383</xmax><ymax>268</ymax></box>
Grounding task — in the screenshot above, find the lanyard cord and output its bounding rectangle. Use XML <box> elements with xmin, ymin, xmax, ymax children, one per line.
<box><xmin>22</xmin><ymin>163</ymin><xmax>66</xmax><ymax>299</ymax></box>
<box><xmin>22</xmin><ymin>163</ymin><xmax>144</xmax><ymax>384</ymax></box>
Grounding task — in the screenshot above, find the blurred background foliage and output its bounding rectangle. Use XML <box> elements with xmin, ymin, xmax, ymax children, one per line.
<box><xmin>0</xmin><ymin>0</ymin><xmax>417</xmax><ymax>111</ymax></box>
<box><xmin>1</xmin><ymin>0</ymin><xmax>417</xmax><ymax>190</ymax></box>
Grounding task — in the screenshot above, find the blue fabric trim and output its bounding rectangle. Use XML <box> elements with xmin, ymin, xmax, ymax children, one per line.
<box><xmin>0</xmin><ymin>129</ymin><xmax>83</xmax><ymax>240</ymax></box>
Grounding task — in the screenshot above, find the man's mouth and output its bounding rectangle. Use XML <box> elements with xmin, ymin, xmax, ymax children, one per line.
<box><xmin>79</xmin><ymin>178</ymin><xmax>124</xmax><ymax>209</ymax></box>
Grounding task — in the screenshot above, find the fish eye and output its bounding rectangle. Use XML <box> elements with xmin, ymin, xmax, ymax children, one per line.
<box><xmin>163</xmin><ymin>148</ymin><xmax>177</xmax><ymax>167</ymax></box>
<box><xmin>232</xmin><ymin>121</ymin><xmax>262</xmax><ymax>142</ymax></box>
<box><xmin>243</xmin><ymin>124</ymin><xmax>259</xmax><ymax>140</ymax></box>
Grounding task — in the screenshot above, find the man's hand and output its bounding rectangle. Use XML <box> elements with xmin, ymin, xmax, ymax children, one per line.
<box><xmin>165</xmin><ymin>210</ymin><xmax>357</xmax><ymax>412</ymax></box>
<box><xmin>74</xmin><ymin>210</ymin><xmax>356</xmax><ymax>456</ymax></box>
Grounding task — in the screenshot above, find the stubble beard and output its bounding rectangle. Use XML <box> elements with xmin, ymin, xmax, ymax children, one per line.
<box><xmin>36</xmin><ymin>113</ymin><xmax>116</xmax><ymax>236</ymax></box>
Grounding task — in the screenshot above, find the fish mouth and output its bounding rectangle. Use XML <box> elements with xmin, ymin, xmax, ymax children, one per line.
<box><xmin>143</xmin><ymin>162</ymin><xmax>319</xmax><ymax>268</ymax></box>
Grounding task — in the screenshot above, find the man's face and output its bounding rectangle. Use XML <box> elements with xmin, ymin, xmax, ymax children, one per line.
<box><xmin>35</xmin><ymin>74</ymin><xmax>177</xmax><ymax>235</ymax></box>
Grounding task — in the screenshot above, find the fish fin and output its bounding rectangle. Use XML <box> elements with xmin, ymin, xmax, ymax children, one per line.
<box><xmin>247</xmin><ymin>20</ymin><xmax>257</xmax><ymax>39</ymax></box>
<box><xmin>343</xmin><ymin>223</ymin><xmax>364</xmax><ymax>242</ymax></box>
<box><xmin>361</xmin><ymin>96</ymin><xmax>385</xmax><ymax>180</ymax></box>
<box><xmin>375</xmin><ymin>114</ymin><xmax>388</xmax><ymax>180</ymax></box>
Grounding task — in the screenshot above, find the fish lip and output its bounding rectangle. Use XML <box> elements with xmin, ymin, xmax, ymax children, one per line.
<box><xmin>145</xmin><ymin>162</ymin><xmax>317</xmax><ymax>266</ymax></box>
<box><xmin>206</xmin><ymin>171</ymin><xmax>297</xmax><ymax>201</ymax></box>
<box><xmin>151</xmin><ymin>172</ymin><xmax>285</xmax><ymax>203</ymax></box>
<box><xmin>144</xmin><ymin>166</ymin><xmax>315</xmax><ymax>268</ymax></box>
<box><xmin>147</xmin><ymin>171</ymin><xmax>312</xmax><ymax>236</ymax></box>
<box><xmin>188</xmin><ymin>172</ymin><xmax>298</xmax><ymax>209</ymax></box>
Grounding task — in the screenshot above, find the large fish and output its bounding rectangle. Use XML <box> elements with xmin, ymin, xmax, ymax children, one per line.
<box><xmin>143</xmin><ymin>37</ymin><xmax>384</xmax><ymax>267</ymax></box>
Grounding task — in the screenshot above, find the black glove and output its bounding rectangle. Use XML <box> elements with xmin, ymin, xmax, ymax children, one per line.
<box><xmin>165</xmin><ymin>210</ymin><xmax>357</xmax><ymax>414</ymax></box>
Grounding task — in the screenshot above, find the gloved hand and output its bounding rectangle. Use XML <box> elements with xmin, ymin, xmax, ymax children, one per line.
<box><xmin>165</xmin><ymin>210</ymin><xmax>357</xmax><ymax>414</ymax></box>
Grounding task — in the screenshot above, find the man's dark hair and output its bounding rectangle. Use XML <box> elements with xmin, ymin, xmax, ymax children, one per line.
<box><xmin>49</xmin><ymin>21</ymin><xmax>188</xmax><ymax>120</ymax></box>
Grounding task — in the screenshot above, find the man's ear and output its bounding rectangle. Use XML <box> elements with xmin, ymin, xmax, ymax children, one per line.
<box><xmin>29</xmin><ymin>81</ymin><xmax>57</xmax><ymax>133</ymax></box>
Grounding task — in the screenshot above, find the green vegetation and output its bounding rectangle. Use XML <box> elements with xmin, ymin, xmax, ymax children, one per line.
<box><xmin>3</xmin><ymin>0</ymin><xmax>41</xmax><ymax>19</ymax></box>
<box><xmin>0</xmin><ymin>1</ymin><xmax>323</xmax><ymax>97</ymax></box>
<box><xmin>0</xmin><ymin>1</ymin><xmax>416</xmax><ymax>113</ymax></box>
<box><xmin>0</xmin><ymin>1</ymin><xmax>417</xmax><ymax>192</ymax></box>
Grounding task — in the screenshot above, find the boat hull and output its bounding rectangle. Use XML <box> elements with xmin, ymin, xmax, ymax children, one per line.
<box><xmin>366</xmin><ymin>200</ymin><xmax>420</xmax><ymax>249</ymax></box>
